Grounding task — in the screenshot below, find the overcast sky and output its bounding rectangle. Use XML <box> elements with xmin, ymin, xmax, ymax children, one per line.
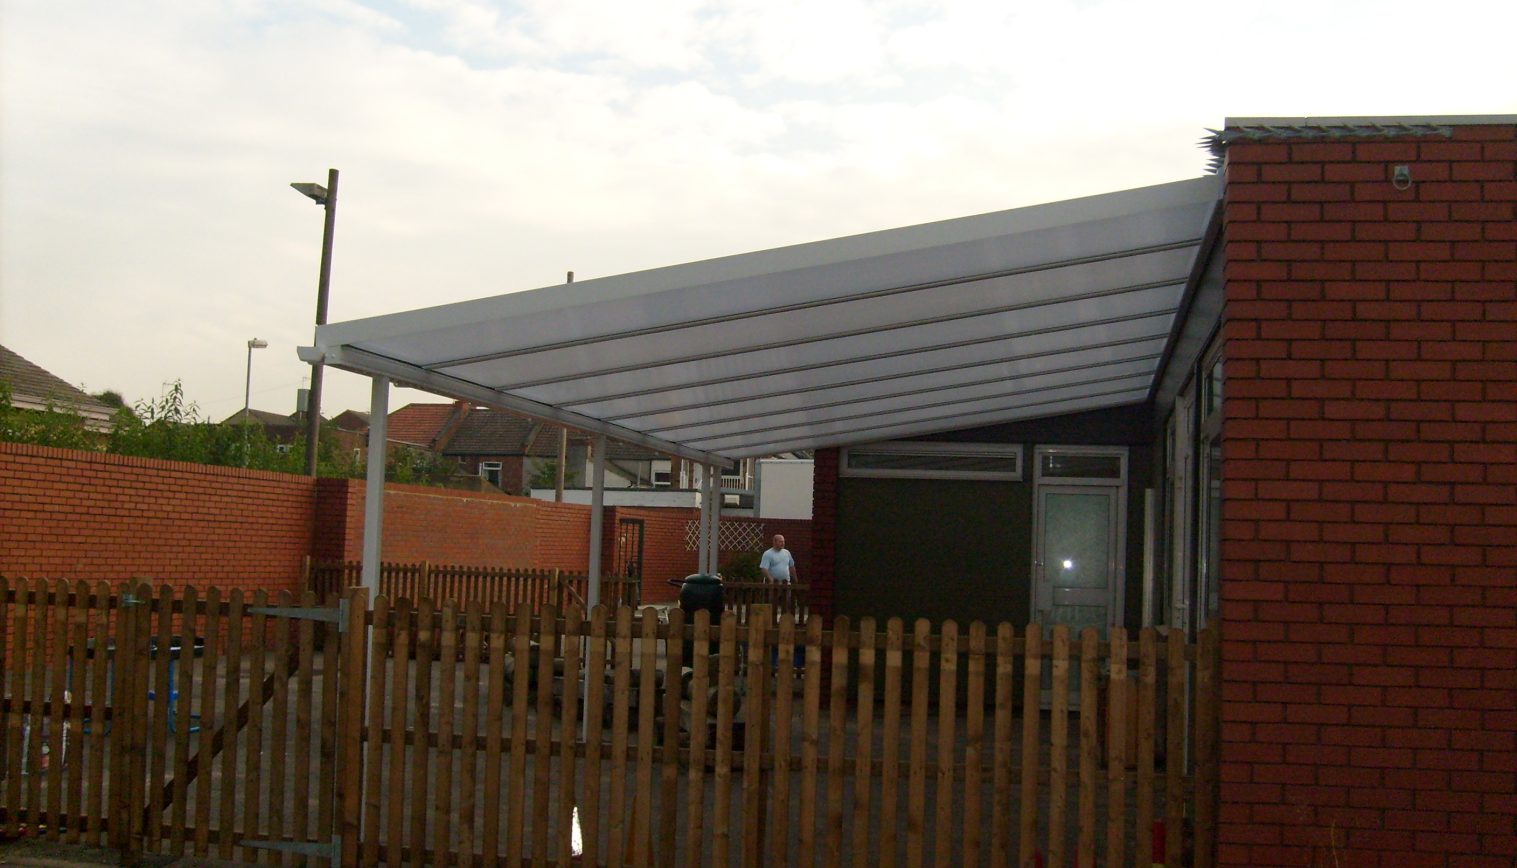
<box><xmin>3</xmin><ymin>0</ymin><xmax>1514</xmax><ymax>422</ymax></box>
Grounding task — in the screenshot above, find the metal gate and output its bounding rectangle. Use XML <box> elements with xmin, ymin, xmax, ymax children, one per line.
<box><xmin>613</xmin><ymin>517</ymin><xmax>645</xmax><ymax>582</ymax></box>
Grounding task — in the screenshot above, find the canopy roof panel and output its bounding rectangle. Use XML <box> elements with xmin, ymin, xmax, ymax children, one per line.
<box><xmin>310</xmin><ymin>175</ymin><xmax>1221</xmax><ymax>463</ymax></box>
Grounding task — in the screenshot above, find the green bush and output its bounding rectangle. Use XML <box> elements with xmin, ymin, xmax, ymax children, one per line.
<box><xmin>720</xmin><ymin>550</ymin><xmax>763</xmax><ymax>581</ymax></box>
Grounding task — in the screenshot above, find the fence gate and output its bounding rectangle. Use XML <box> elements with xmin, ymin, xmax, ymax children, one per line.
<box><xmin>613</xmin><ymin>517</ymin><xmax>646</xmax><ymax>580</ymax></box>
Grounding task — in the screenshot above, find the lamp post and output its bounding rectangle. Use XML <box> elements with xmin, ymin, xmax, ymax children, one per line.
<box><xmin>291</xmin><ymin>168</ymin><xmax>339</xmax><ymax>475</ymax></box>
<box><xmin>243</xmin><ymin>338</ymin><xmax>269</xmax><ymax>466</ymax></box>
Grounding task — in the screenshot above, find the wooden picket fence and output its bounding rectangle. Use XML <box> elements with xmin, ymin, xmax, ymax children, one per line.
<box><xmin>305</xmin><ymin>558</ymin><xmax>642</xmax><ymax>612</ymax></box>
<box><xmin>718</xmin><ymin>581</ymin><xmax>810</xmax><ymax>621</ymax></box>
<box><xmin>0</xmin><ymin>579</ymin><xmax>1219</xmax><ymax>866</ymax></box>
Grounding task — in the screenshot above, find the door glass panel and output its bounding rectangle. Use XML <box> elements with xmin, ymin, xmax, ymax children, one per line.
<box><xmin>1043</xmin><ymin>491</ymin><xmax>1112</xmax><ymax>592</ymax></box>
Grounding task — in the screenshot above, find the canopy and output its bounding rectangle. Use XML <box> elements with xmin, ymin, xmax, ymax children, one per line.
<box><xmin>308</xmin><ymin>175</ymin><xmax>1221</xmax><ymax>463</ymax></box>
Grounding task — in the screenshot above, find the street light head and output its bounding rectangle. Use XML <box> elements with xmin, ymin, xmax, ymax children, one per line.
<box><xmin>290</xmin><ymin>182</ymin><xmax>329</xmax><ymax>205</ymax></box>
<box><xmin>248</xmin><ymin>338</ymin><xmax>269</xmax><ymax>349</ymax></box>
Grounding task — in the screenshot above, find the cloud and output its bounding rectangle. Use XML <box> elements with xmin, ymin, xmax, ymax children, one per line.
<box><xmin>1</xmin><ymin>0</ymin><xmax>1514</xmax><ymax>420</ymax></box>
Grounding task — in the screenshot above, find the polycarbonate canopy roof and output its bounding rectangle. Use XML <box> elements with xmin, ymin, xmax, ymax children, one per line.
<box><xmin>309</xmin><ymin>175</ymin><xmax>1221</xmax><ymax>464</ymax></box>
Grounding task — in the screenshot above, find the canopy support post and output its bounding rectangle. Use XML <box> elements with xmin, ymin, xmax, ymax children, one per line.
<box><xmin>706</xmin><ymin>465</ymin><xmax>721</xmax><ymax>575</ymax></box>
<box><xmin>696</xmin><ymin>465</ymin><xmax>710</xmax><ymax>574</ymax></box>
<box><xmin>360</xmin><ymin>376</ymin><xmax>389</xmax><ymax>597</ymax></box>
<box><xmin>587</xmin><ymin>433</ymin><xmax>607</xmax><ymax>608</ymax></box>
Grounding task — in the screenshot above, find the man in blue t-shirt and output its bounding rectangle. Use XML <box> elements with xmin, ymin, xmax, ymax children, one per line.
<box><xmin>759</xmin><ymin>534</ymin><xmax>797</xmax><ymax>583</ymax></box>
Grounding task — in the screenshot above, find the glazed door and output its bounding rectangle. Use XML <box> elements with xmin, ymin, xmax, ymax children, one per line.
<box><xmin>1034</xmin><ymin>486</ymin><xmax>1121</xmax><ymax>635</ymax></box>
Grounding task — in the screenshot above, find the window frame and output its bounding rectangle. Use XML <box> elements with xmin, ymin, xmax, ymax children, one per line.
<box><xmin>840</xmin><ymin>441</ymin><xmax>1024</xmax><ymax>481</ymax></box>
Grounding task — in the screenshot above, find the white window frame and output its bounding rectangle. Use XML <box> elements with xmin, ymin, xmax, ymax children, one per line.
<box><xmin>840</xmin><ymin>441</ymin><xmax>1023</xmax><ymax>481</ymax></box>
<box><xmin>479</xmin><ymin>460</ymin><xmax>503</xmax><ymax>486</ymax></box>
<box><xmin>1032</xmin><ymin>444</ymin><xmax>1129</xmax><ymax>487</ymax></box>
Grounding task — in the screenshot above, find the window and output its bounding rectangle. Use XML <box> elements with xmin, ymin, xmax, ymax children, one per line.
<box><xmin>841</xmin><ymin>441</ymin><xmax>1022</xmax><ymax>480</ymax></box>
<box><xmin>479</xmin><ymin>461</ymin><xmax>503</xmax><ymax>488</ymax></box>
<box><xmin>1037</xmin><ymin>450</ymin><xmax>1125</xmax><ymax>482</ymax></box>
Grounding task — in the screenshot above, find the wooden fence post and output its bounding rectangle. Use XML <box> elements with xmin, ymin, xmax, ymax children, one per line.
<box><xmin>1194</xmin><ymin>625</ymin><xmax>1219</xmax><ymax>868</ymax></box>
<box><xmin>337</xmin><ymin>587</ymin><xmax>370</xmax><ymax>866</ymax></box>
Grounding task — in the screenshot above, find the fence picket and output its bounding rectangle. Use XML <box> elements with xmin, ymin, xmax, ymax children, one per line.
<box><xmin>385</xmin><ymin>599</ymin><xmax>412</xmax><ymax>865</ymax></box>
<box><xmin>825</xmin><ymin>615</ymin><xmax>850</xmax><ymax>868</ymax></box>
<box><xmin>879</xmin><ymin>618</ymin><xmax>904</xmax><ymax>868</ymax></box>
<box><xmin>458</xmin><ymin>601</ymin><xmax>483</xmax><ymax>868</ymax></box>
<box><xmin>362</xmin><ymin>595</ymin><xmax>390</xmax><ymax>868</ymax></box>
<box><xmin>961</xmin><ymin>622</ymin><xmax>985</xmax><ymax>868</ymax></box>
<box><xmin>797</xmin><ymin>616</ymin><xmax>824</xmax><ymax>866</ymax></box>
<box><xmin>769</xmin><ymin>612</ymin><xmax>797</xmax><ymax>865</ymax></box>
<box><xmin>1195</xmin><ymin>626</ymin><xmax>1219</xmax><ymax>868</ymax></box>
<box><xmin>605</xmin><ymin>608</ymin><xmax>633</xmax><ymax>867</ymax></box>
<box><xmin>480</xmin><ymin>601</ymin><xmax>508</xmax><ymax>867</ymax></box>
<box><xmin>65</xmin><ymin>583</ymin><xmax>89</xmax><ymax>845</ymax></box>
<box><xmin>852</xmin><ymin>617</ymin><xmax>878</xmax><ymax>868</ymax></box>
<box><xmin>989</xmin><ymin>623</ymin><xmax>1013</xmax><ymax>867</ymax></box>
<box><xmin>1137</xmin><ymin>627</ymin><xmax>1157</xmax><ymax>867</ymax></box>
<box><xmin>1107</xmin><ymin>627</ymin><xmax>1128</xmax><ymax>868</ymax></box>
<box><xmin>633</xmin><ymin>608</ymin><xmax>658</xmax><ymax>866</ymax></box>
<box><xmin>657</xmin><ymin>607</ymin><xmax>683</xmax><ymax>868</ymax></box>
<box><xmin>1048</xmin><ymin>625</ymin><xmax>1071</xmax><ymax>868</ymax></box>
<box><xmin>581</xmin><ymin>605</ymin><xmax>609</xmax><ymax>868</ymax></box>
<box><xmin>906</xmin><ymin>618</ymin><xmax>930</xmax><ymax>868</ymax></box>
<box><xmin>192</xmin><ymin>587</ymin><xmax>221</xmax><ymax>856</ymax></box>
<box><xmin>410</xmin><ymin>597</ymin><xmax>436</xmax><ymax>862</ymax></box>
<box><xmin>1076</xmin><ymin>628</ymin><xmax>1099</xmax><ymax>867</ymax></box>
<box><xmin>741</xmin><ymin>606</ymin><xmax>769</xmax><ymax>868</ymax></box>
<box><xmin>1018</xmin><ymin>625</ymin><xmax>1042</xmax><ymax>867</ymax></box>
<box><xmin>215</xmin><ymin>589</ymin><xmax>244</xmax><ymax>861</ymax></box>
<box><xmin>1165</xmin><ymin>627</ymin><xmax>1186</xmax><ymax>868</ymax></box>
<box><xmin>505</xmin><ymin>605</ymin><xmax>533</xmax><ymax>867</ymax></box>
<box><xmin>169</xmin><ymin>586</ymin><xmax>199</xmax><ymax>855</ymax></box>
<box><xmin>44</xmin><ymin>582</ymin><xmax>70</xmax><ymax>842</ymax></box>
<box><xmin>86</xmin><ymin>582</ymin><xmax>112</xmax><ymax>847</ymax></box>
<box><xmin>557</xmin><ymin>605</ymin><xmax>583</xmax><ymax>867</ymax></box>
<box><xmin>25</xmin><ymin>579</ymin><xmax>48</xmax><ymax>830</ymax></box>
<box><xmin>933</xmin><ymin>620</ymin><xmax>958</xmax><ymax>868</ymax></box>
<box><xmin>2</xmin><ymin>578</ymin><xmax>21</xmax><ymax>837</ymax></box>
<box><xmin>294</xmin><ymin>592</ymin><xmax>317</xmax><ymax>859</ymax></box>
<box><xmin>711</xmin><ymin>613</ymin><xmax>738</xmax><ymax>867</ymax></box>
<box><xmin>336</xmin><ymin>587</ymin><xmax>370</xmax><ymax>868</ymax></box>
<box><xmin>240</xmin><ymin>590</ymin><xmax>267</xmax><ymax>863</ymax></box>
<box><xmin>532</xmin><ymin>606</ymin><xmax>560</xmax><ymax>867</ymax></box>
<box><xmin>435</xmin><ymin>602</ymin><xmax>459</xmax><ymax>867</ymax></box>
<box><xmin>683</xmin><ymin>610</ymin><xmax>711</xmax><ymax>864</ymax></box>
<box><xmin>318</xmin><ymin>588</ymin><xmax>341</xmax><ymax>862</ymax></box>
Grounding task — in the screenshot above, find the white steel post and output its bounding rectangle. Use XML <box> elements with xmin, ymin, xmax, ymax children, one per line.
<box><xmin>696</xmin><ymin>464</ymin><xmax>710</xmax><ymax>574</ymax></box>
<box><xmin>360</xmin><ymin>376</ymin><xmax>389</xmax><ymax>597</ymax></box>
<box><xmin>587</xmin><ymin>433</ymin><xmax>607</xmax><ymax>608</ymax></box>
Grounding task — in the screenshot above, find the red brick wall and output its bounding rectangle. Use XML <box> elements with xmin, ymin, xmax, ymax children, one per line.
<box><xmin>534</xmin><ymin>500</ymin><xmax>592</xmax><ymax>572</ymax></box>
<box><xmin>1220</xmin><ymin>123</ymin><xmax>1516</xmax><ymax>867</ymax></box>
<box><xmin>0</xmin><ymin>442</ymin><xmax>312</xmax><ymax>594</ymax></box>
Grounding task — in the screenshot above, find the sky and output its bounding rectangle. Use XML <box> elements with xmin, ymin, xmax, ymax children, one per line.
<box><xmin>2</xmin><ymin>0</ymin><xmax>1514</xmax><ymax>423</ymax></box>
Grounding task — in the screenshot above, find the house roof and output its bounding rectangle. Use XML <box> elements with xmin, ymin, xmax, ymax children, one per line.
<box><xmin>523</xmin><ymin>424</ymin><xmax>666</xmax><ymax>461</ymax></box>
<box><xmin>221</xmin><ymin>408</ymin><xmax>304</xmax><ymax>428</ymax></box>
<box><xmin>308</xmin><ymin>175</ymin><xmax>1223</xmax><ymax>461</ymax></box>
<box><xmin>330</xmin><ymin>409</ymin><xmax>370</xmax><ymax>431</ymax></box>
<box><xmin>0</xmin><ymin>344</ymin><xmax>116</xmax><ymax>423</ymax></box>
<box><xmin>441</xmin><ymin>408</ymin><xmax>535</xmax><ymax>454</ymax></box>
<box><xmin>385</xmin><ymin>402</ymin><xmax>457</xmax><ymax>447</ymax></box>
